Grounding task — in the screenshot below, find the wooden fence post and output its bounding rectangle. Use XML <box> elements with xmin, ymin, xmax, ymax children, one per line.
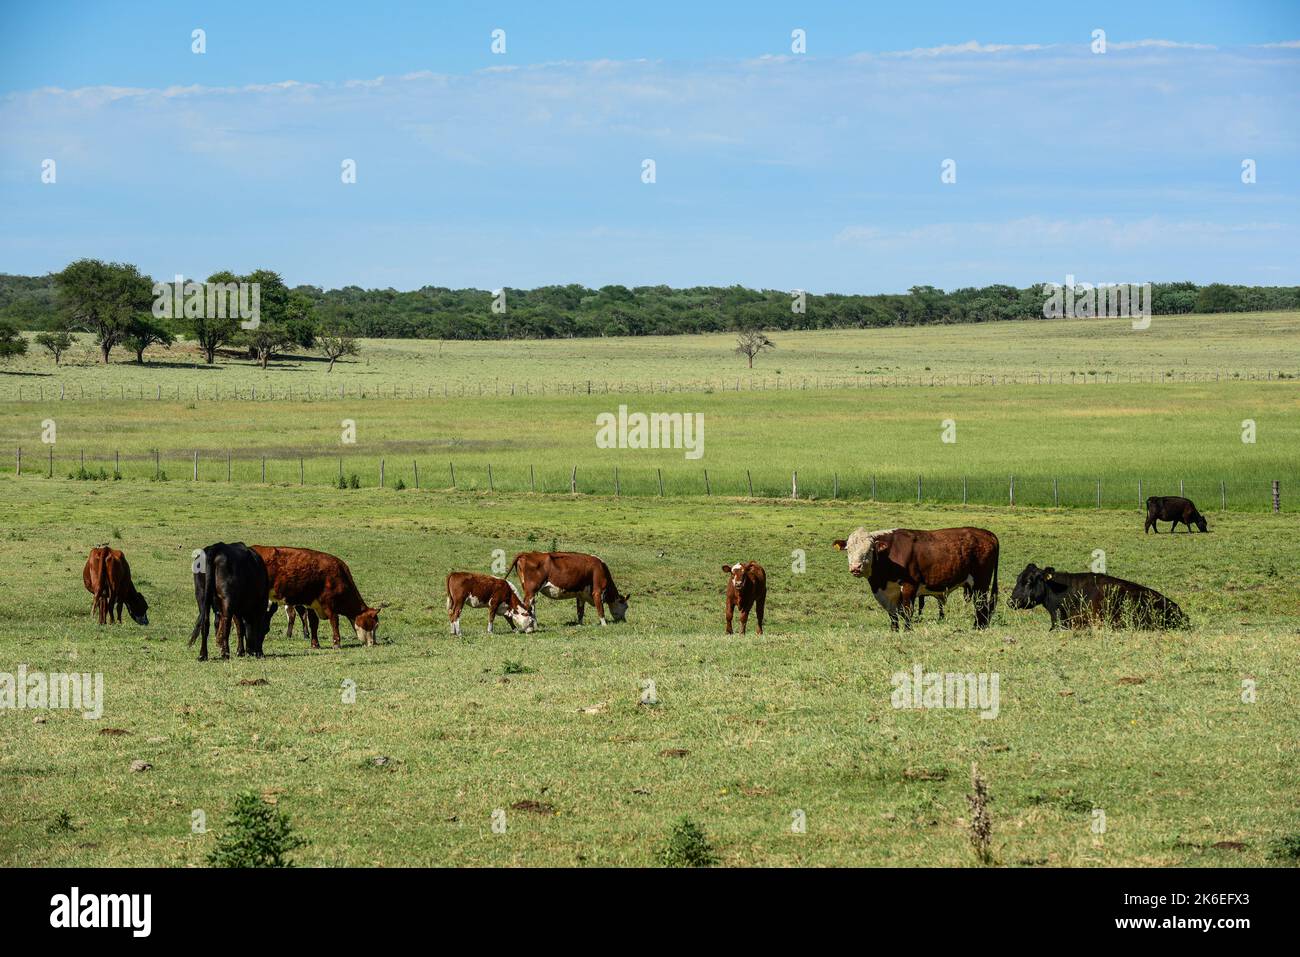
<box><xmin>614</xmin><ymin>468</ymin><xmax>620</xmax><ymax>497</ymax></box>
<box><xmin>193</xmin><ymin>451</ymin><xmax>198</xmax><ymax>481</ymax></box>
<box><xmin>1096</xmin><ymin>478</ymin><xmax>1101</xmax><ymax>508</ymax></box>
<box><xmin>747</xmin><ymin>470</ymin><xmax>753</xmax><ymax>497</ymax></box>
<box><xmin>155</xmin><ymin>450</ymin><xmax>160</xmax><ymax>480</ymax></box>
<box><xmin>833</xmin><ymin>473</ymin><xmax>838</xmax><ymax>498</ymax></box>
<box><xmin>15</xmin><ymin>447</ymin><xmax>20</xmax><ymax>476</ymax></box>
<box><xmin>791</xmin><ymin>471</ymin><xmax>798</xmax><ymax>500</ymax></box>
<box><xmin>1009</xmin><ymin>475</ymin><xmax>1014</xmax><ymax>506</ymax></box>
<box><xmin>414</xmin><ymin>461</ymin><xmax>419</xmax><ymax>489</ymax></box>
<box><xmin>570</xmin><ymin>466</ymin><xmax>577</xmax><ymax>495</ymax></box>
<box><xmin>1220</xmin><ymin>480</ymin><xmax>1225</xmax><ymax>511</ymax></box>
<box><xmin>300</xmin><ymin>457</ymin><xmax>304</xmax><ymax>486</ymax></box>
<box><xmin>115</xmin><ymin>450</ymin><xmax>120</xmax><ymax>475</ymax></box>
<box><xmin>1273</xmin><ymin>480</ymin><xmax>1280</xmax><ymax>513</ymax></box>
<box><xmin>530</xmin><ymin>464</ymin><xmax>535</xmax><ymax>492</ymax></box>
<box><xmin>657</xmin><ymin>469</ymin><xmax>664</xmax><ymax>497</ymax></box>
<box><xmin>48</xmin><ymin>445</ymin><xmax>53</xmax><ymax>478</ymax></box>
<box><xmin>917</xmin><ymin>475</ymin><xmax>922</xmax><ymax>503</ymax></box>
<box><xmin>962</xmin><ymin>476</ymin><xmax>967</xmax><ymax>505</ymax></box>
<box><xmin>450</xmin><ymin>462</ymin><xmax>456</xmax><ymax>489</ymax></box>
<box><xmin>261</xmin><ymin>456</ymin><xmax>266</xmax><ymax>483</ymax></box>
<box><xmin>871</xmin><ymin>475</ymin><xmax>877</xmax><ymax>500</ymax></box>
<box><xmin>380</xmin><ymin>459</ymin><xmax>385</xmax><ymax>488</ymax></box>
<box><xmin>704</xmin><ymin>470</ymin><xmax>711</xmax><ymax>496</ymax></box>
<box><xmin>488</xmin><ymin>463</ymin><xmax>494</xmax><ymax>491</ymax></box>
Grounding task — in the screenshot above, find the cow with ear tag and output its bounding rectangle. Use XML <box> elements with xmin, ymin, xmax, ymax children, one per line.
<box><xmin>833</xmin><ymin>526</ymin><xmax>999</xmax><ymax>630</ymax></box>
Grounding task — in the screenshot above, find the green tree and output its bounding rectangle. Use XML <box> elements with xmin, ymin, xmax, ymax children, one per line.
<box><xmin>124</xmin><ymin>316</ymin><xmax>175</xmax><ymax>364</ymax></box>
<box><xmin>0</xmin><ymin>321</ymin><xmax>28</xmax><ymax>359</ymax></box>
<box><xmin>1195</xmin><ymin>283</ymin><xmax>1242</xmax><ymax>313</ymax></box>
<box><xmin>241</xmin><ymin>270</ymin><xmax>316</xmax><ymax>367</ymax></box>
<box><xmin>317</xmin><ymin>329</ymin><xmax>359</xmax><ymax>372</ymax></box>
<box><xmin>187</xmin><ymin>270</ymin><xmax>243</xmax><ymax>364</ymax></box>
<box><xmin>34</xmin><ymin>329</ymin><xmax>73</xmax><ymax>365</ymax></box>
<box><xmin>54</xmin><ymin>259</ymin><xmax>152</xmax><ymax>363</ymax></box>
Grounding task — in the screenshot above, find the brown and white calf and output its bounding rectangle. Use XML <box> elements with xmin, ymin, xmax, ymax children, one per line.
<box><xmin>508</xmin><ymin>551</ymin><xmax>630</xmax><ymax>626</ymax></box>
<box><xmin>723</xmin><ymin>562</ymin><xmax>766</xmax><ymax>635</ymax></box>
<box><xmin>82</xmin><ymin>545</ymin><xmax>149</xmax><ymax>626</ymax></box>
<box><xmin>445</xmin><ymin>572</ymin><xmax>536</xmax><ymax>636</ymax></box>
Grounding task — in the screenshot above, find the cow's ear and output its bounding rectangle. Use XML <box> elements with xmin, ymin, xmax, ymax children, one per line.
<box><xmin>722</xmin><ymin>564</ymin><xmax>733</xmax><ymax>574</ymax></box>
<box><xmin>832</xmin><ymin>540</ymin><xmax>847</xmax><ymax>551</ymax></box>
<box><xmin>885</xmin><ymin>533</ymin><xmax>912</xmax><ymax>568</ymax></box>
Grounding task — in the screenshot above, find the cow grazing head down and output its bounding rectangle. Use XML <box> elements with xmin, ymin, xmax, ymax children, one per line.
<box><xmin>354</xmin><ymin>606</ymin><xmax>381</xmax><ymax>645</ymax></box>
<box><xmin>503</xmin><ymin>583</ymin><xmax>536</xmax><ymax>633</ymax></box>
<box><xmin>126</xmin><ymin>591</ymin><xmax>149</xmax><ymax>626</ymax></box>
<box><xmin>606</xmin><ymin>591</ymin><xmax>631</xmax><ymax>622</ymax></box>
<box><xmin>1008</xmin><ymin>564</ymin><xmax>1053</xmax><ymax>610</ymax></box>
<box><xmin>834</xmin><ymin>528</ymin><xmax>896</xmax><ymax>577</ymax></box>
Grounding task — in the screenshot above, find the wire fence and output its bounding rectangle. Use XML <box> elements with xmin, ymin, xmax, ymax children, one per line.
<box><xmin>1</xmin><ymin>368</ymin><xmax>1296</xmax><ymax>403</ymax></box>
<box><xmin>10</xmin><ymin>447</ymin><xmax>1290</xmax><ymax>513</ymax></box>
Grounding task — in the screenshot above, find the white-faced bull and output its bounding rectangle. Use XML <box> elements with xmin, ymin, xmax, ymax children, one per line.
<box><xmin>833</xmin><ymin>526</ymin><xmax>999</xmax><ymax>630</ymax></box>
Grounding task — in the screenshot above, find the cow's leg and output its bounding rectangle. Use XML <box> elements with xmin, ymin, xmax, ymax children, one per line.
<box><xmin>725</xmin><ymin>598</ymin><xmax>734</xmax><ymax>635</ymax></box>
<box><xmin>307</xmin><ymin>611</ymin><xmax>320</xmax><ymax>648</ymax></box>
<box><xmin>739</xmin><ymin>601</ymin><xmax>749</xmax><ymax>635</ymax></box>
<box><xmin>937</xmin><ymin>595</ymin><xmax>946</xmax><ymax>621</ymax></box>
<box><xmin>285</xmin><ymin>605</ymin><xmax>297</xmax><ymax>638</ymax></box>
<box><xmin>487</xmin><ymin>605</ymin><xmax>496</xmax><ymax>635</ymax></box>
<box><xmin>449</xmin><ymin>598</ymin><xmax>464</xmax><ymax>636</ymax></box>
<box><xmin>234</xmin><ymin>617</ymin><xmax>247</xmax><ymax>657</ymax></box>
<box><xmin>216</xmin><ymin>605</ymin><xmax>233</xmax><ymax>660</ymax></box>
<box><xmin>575</xmin><ymin>596</ymin><xmax>586</xmax><ymax>625</ymax></box>
<box><xmin>593</xmin><ymin>589</ymin><xmax>607</xmax><ymax>626</ymax></box>
<box><xmin>898</xmin><ymin>583</ymin><xmax>917</xmax><ymax>630</ymax></box>
<box><xmin>755</xmin><ymin>595</ymin><xmax>765</xmax><ymax>635</ymax></box>
<box><xmin>329</xmin><ymin>612</ymin><xmax>342</xmax><ymax>649</ymax></box>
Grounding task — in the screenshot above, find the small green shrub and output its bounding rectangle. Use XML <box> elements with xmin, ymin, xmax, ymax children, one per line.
<box><xmin>205</xmin><ymin>791</ymin><xmax>308</xmax><ymax>868</ymax></box>
<box><xmin>659</xmin><ymin>816</ymin><xmax>717</xmax><ymax>867</ymax></box>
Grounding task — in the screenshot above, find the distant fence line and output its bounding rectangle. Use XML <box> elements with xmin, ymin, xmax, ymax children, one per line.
<box><xmin>0</xmin><ymin>368</ymin><xmax>1296</xmax><ymax>403</ymax></box>
<box><xmin>9</xmin><ymin>446</ymin><xmax>1289</xmax><ymax>513</ymax></box>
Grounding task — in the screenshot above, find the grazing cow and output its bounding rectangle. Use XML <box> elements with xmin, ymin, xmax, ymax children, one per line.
<box><xmin>833</xmin><ymin>526</ymin><xmax>999</xmax><ymax>630</ymax></box>
<box><xmin>445</xmin><ymin>572</ymin><xmax>536</xmax><ymax>636</ymax></box>
<box><xmin>507</xmin><ymin>551</ymin><xmax>630</xmax><ymax>625</ymax></box>
<box><xmin>189</xmin><ymin>542</ymin><xmax>278</xmax><ymax>660</ymax></box>
<box><xmin>82</xmin><ymin>545</ymin><xmax>149</xmax><ymax>626</ymax></box>
<box><xmin>722</xmin><ymin>562</ymin><xmax>766</xmax><ymax>635</ymax></box>
<box><xmin>1008</xmin><ymin>563</ymin><xmax>1189</xmax><ymax>630</ymax></box>
<box><xmin>1145</xmin><ymin>495</ymin><xmax>1208</xmax><ymax>533</ymax></box>
<box><xmin>250</xmin><ymin>546</ymin><xmax>382</xmax><ymax>648</ymax></box>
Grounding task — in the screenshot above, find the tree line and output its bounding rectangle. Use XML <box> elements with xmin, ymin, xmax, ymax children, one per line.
<box><xmin>0</xmin><ymin>262</ymin><xmax>1297</xmax><ymax>365</ymax></box>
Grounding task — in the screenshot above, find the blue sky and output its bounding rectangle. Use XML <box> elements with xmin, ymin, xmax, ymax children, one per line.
<box><xmin>1</xmin><ymin>1</ymin><xmax>1297</xmax><ymax>292</ymax></box>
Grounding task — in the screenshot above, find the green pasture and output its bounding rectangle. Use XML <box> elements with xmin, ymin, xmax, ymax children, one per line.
<box><xmin>0</xmin><ymin>379</ymin><xmax>1294</xmax><ymax>511</ymax></box>
<box><xmin>2</xmin><ymin>311</ymin><xmax>1298</xmax><ymax>400</ymax></box>
<box><xmin>1</xmin><ymin>478</ymin><xmax>1297</xmax><ymax>866</ymax></box>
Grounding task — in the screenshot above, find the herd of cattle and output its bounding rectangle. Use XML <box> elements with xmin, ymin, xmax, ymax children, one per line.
<box><xmin>79</xmin><ymin>495</ymin><xmax>1205</xmax><ymax>655</ymax></box>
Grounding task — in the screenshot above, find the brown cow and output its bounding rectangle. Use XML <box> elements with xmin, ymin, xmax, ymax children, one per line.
<box><xmin>722</xmin><ymin>562</ymin><xmax>766</xmax><ymax>635</ymax></box>
<box><xmin>833</xmin><ymin>526</ymin><xmax>999</xmax><ymax>630</ymax></box>
<box><xmin>82</xmin><ymin>545</ymin><xmax>149</xmax><ymax>626</ymax></box>
<box><xmin>445</xmin><ymin>572</ymin><xmax>536</xmax><ymax>636</ymax></box>
<box><xmin>507</xmin><ymin>551</ymin><xmax>629</xmax><ymax>626</ymax></box>
<box><xmin>250</xmin><ymin>545</ymin><xmax>382</xmax><ymax>647</ymax></box>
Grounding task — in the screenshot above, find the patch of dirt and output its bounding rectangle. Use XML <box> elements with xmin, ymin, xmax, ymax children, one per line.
<box><xmin>510</xmin><ymin>800</ymin><xmax>556</xmax><ymax>815</ymax></box>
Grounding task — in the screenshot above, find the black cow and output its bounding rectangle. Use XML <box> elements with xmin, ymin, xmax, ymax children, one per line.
<box><xmin>1145</xmin><ymin>495</ymin><xmax>1208</xmax><ymax>533</ymax></box>
<box><xmin>1008</xmin><ymin>563</ymin><xmax>1189</xmax><ymax>630</ymax></box>
<box><xmin>189</xmin><ymin>542</ymin><xmax>278</xmax><ymax>660</ymax></box>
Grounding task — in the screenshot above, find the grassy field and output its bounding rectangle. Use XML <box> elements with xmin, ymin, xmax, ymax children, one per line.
<box><xmin>1</xmin><ymin>478</ymin><xmax>1297</xmax><ymax>867</ymax></box>
<box><xmin>3</xmin><ymin>311</ymin><xmax>1299</xmax><ymax>399</ymax></box>
<box><xmin>1</xmin><ymin>380</ymin><xmax>1295</xmax><ymax>510</ymax></box>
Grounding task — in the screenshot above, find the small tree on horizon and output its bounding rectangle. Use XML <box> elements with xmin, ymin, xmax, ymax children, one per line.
<box><xmin>124</xmin><ymin>316</ymin><xmax>175</xmax><ymax>364</ymax></box>
<box><xmin>34</xmin><ymin>329</ymin><xmax>74</xmax><ymax>365</ymax></box>
<box><xmin>734</xmin><ymin>329</ymin><xmax>775</xmax><ymax>368</ymax></box>
<box><xmin>54</xmin><ymin>258</ymin><xmax>153</xmax><ymax>364</ymax></box>
<box><xmin>317</xmin><ymin>330</ymin><xmax>359</xmax><ymax>372</ymax></box>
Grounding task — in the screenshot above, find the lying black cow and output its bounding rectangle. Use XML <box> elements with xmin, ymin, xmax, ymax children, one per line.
<box><xmin>1145</xmin><ymin>495</ymin><xmax>1208</xmax><ymax>533</ymax></box>
<box><xmin>189</xmin><ymin>542</ymin><xmax>278</xmax><ymax>660</ymax></box>
<box><xmin>1008</xmin><ymin>563</ymin><xmax>1189</xmax><ymax>630</ymax></box>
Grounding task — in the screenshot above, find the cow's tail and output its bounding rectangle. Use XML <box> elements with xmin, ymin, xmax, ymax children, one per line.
<box><xmin>505</xmin><ymin>553</ymin><xmax>524</xmax><ymax>581</ymax></box>
<box><xmin>189</xmin><ymin>557</ymin><xmax>214</xmax><ymax>647</ymax></box>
